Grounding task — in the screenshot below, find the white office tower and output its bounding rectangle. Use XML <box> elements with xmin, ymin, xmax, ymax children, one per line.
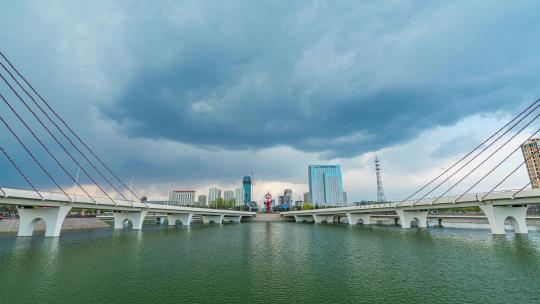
<box><xmin>235</xmin><ymin>187</ymin><xmax>244</xmax><ymax>206</ymax></box>
<box><xmin>208</xmin><ymin>187</ymin><xmax>222</xmax><ymax>205</ymax></box>
<box><xmin>224</xmin><ymin>190</ymin><xmax>235</xmax><ymax>202</ymax></box>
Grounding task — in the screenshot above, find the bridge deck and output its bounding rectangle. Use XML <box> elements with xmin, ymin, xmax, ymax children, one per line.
<box><xmin>281</xmin><ymin>188</ymin><xmax>540</xmax><ymax>216</ymax></box>
<box><xmin>0</xmin><ymin>187</ymin><xmax>255</xmax><ymax>216</ymax></box>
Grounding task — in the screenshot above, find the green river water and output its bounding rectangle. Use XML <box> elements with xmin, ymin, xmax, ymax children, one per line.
<box><xmin>0</xmin><ymin>221</ymin><xmax>539</xmax><ymax>304</ymax></box>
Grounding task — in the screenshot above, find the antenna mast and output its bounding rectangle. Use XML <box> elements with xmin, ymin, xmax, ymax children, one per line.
<box><xmin>375</xmin><ymin>156</ymin><xmax>386</xmax><ymax>202</ymax></box>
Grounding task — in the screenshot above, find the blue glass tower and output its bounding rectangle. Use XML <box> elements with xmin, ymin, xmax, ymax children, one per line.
<box><xmin>243</xmin><ymin>176</ymin><xmax>252</xmax><ymax>206</ymax></box>
<box><xmin>308</xmin><ymin>165</ymin><xmax>343</xmax><ymax>207</ymax></box>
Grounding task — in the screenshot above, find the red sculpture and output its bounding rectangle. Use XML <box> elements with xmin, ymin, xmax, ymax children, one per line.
<box><xmin>264</xmin><ymin>192</ymin><xmax>272</xmax><ymax>213</ymax></box>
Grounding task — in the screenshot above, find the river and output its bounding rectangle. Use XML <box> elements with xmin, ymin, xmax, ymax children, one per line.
<box><xmin>0</xmin><ymin>222</ymin><xmax>539</xmax><ymax>303</ymax></box>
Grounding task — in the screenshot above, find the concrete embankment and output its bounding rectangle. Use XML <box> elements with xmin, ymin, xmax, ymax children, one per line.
<box><xmin>243</xmin><ymin>213</ymin><xmax>294</xmax><ymax>222</ymax></box>
<box><xmin>0</xmin><ymin>217</ymin><xmax>110</xmax><ymax>233</ymax></box>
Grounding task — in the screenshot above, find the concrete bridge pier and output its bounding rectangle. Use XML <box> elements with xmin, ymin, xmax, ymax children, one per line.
<box><xmin>17</xmin><ymin>206</ymin><xmax>72</xmax><ymax>237</ymax></box>
<box><xmin>430</xmin><ymin>218</ymin><xmax>442</xmax><ymax>227</ymax></box>
<box><xmin>202</xmin><ymin>214</ymin><xmax>224</xmax><ymax>224</ymax></box>
<box><xmin>223</xmin><ymin>215</ymin><xmax>243</xmax><ymax>223</ymax></box>
<box><xmin>396</xmin><ymin>210</ymin><xmax>428</xmax><ymax>228</ymax></box>
<box><xmin>113</xmin><ymin>210</ymin><xmax>148</xmax><ymax>230</ymax></box>
<box><xmin>294</xmin><ymin>215</ymin><xmax>314</xmax><ymax>222</ymax></box>
<box><xmin>313</xmin><ymin>214</ymin><xmax>334</xmax><ymax>224</ymax></box>
<box><xmin>167</xmin><ymin>213</ymin><xmax>193</xmax><ymax>226</ymax></box>
<box><xmin>479</xmin><ymin>205</ymin><xmax>528</xmax><ymax>235</ymax></box>
<box><xmin>346</xmin><ymin>213</ymin><xmax>371</xmax><ymax>225</ymax></box>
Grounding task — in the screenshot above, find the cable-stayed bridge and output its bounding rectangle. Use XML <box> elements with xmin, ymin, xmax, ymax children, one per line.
<box><xmin>282</xmin><ymin>189</ymin><xmax>539</xmax><ymax>235</ymax></box>
<box><xmin>0</xmin><ymin>187</ymin><xmax>254</xmax><ymax>237</ymax></box>
<box><xmin>0</xmin><ymin>50</ymin><xmax>540</xmax><ymax>237</ymax></box>
<box><xmin>0</xmin><ymin>51</ymin><xmax>254</xmax><ymax>237</ymax></box>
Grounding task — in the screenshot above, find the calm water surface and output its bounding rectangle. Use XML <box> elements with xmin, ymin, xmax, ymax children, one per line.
<box><xmin>0</xmin><ymin>222</ymin><xmax>539</xmax><ymax>304</ymax></box>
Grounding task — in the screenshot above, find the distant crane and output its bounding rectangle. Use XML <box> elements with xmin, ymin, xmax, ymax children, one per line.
<box><xmin>375</xmin><ymin>157</ymin><xmax>386</xmax><ymax>202</ymax></box>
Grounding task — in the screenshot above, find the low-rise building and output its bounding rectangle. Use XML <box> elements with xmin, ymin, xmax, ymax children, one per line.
<box><xmin>169</xmin><ymin>190</ymin><xmax>196</xmax><ymax>206</ymax></box>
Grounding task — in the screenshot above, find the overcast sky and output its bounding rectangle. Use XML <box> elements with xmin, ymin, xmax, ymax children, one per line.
<box><xmin>1</xmin><ymin>1</ymin><xmax>539</xmax><ymax>202</ymax></box>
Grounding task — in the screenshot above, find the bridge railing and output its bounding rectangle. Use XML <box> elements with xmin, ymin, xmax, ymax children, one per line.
<box><xmin>0</xmin><ymin>186</ymin><xmax>256</xmax><ymax>212</ymax></box>
<box><xmin>401</xmin><ymin>188</ymin><xmax>540</xmax><ymax>207</ymax></box>
<box><xmin>284</xmin><ymin>188</ymin><xmax>540</xmax><ymax>214</ymax></box>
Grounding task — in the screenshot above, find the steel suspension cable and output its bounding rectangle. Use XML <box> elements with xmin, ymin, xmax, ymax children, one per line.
<box><xmin>0</xmin><ymin>115</ymin><xmax>69</xmax><ymax>200</ymax></box>
<box><xmin>412</xmin><ymin>103</ymin><xmax>540</xmax><ymax>204</ymax></box>
<box><xmin>0</xmin><ymin>144</ymin><xmax>43</xmax><ymax>200</ymax></box>
<box><xmin>0</xmin><ymin>92</ymin><xmax>96</xmax><ymax>203</ymax></box>
<box><xmin>456</xmin><ymin>128</ymin><xmax>540</xmax><ymax>202</ymax></box>
<box><xmin>0</xmin><ymin>62</ymin><xmax>133</xmax><ymax>204</ymax></box>
<box><xmin>431</xmin><ymin>111</ymin><xmax>540</xmax><ymax>204</ymax></box>
<box><xmin>0</xmin><ymin>73</ymin><xmax>117</xmax><ymax>204</ymax></box>
<box><xmin>399</xmin><ymin>98</ymin><xmax>540</xmax><ymax>205</ymax></box>
<box><xmin>482</xmin><ymin>133</ymin><xmax>540</xmax><ymax>200</ymax></box>
<box><xmin>0</xmin><ymin>51</ymin><xmax>140</xmax><ymax>201</ymax></box>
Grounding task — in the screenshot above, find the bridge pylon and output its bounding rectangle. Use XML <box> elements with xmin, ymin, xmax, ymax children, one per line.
<box><xmin>396</xmin><ymin>210</ymin><xmax>428</xmax><ymax>228</ymax></box>
<box><xmin>17</xmin><ymin>205</ymin><xmax>72</xmax><ymax>237</ymax></box>
<box><xmin>479</xmin><ymin>204</ymin><xmax>528</xmax><ymax>235</ymax></box>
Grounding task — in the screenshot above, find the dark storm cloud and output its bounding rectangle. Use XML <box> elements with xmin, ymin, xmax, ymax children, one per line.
<box><xmin>1</xmin><ymin>0</ymin><xmax>540</xmax><ymax>194</ymax></box>
<box><xmin>103</xmin><ymin>0</ymin><xmax>540</xmax><ymax>157</ymax></box>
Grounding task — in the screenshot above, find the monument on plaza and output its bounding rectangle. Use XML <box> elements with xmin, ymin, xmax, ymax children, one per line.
<box><xmin>264</xmin><ymin>192</ymin><xmax>272</xmax><ymax>213</ymax></box>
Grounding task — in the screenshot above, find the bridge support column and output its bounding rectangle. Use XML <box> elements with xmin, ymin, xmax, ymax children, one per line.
<box><xmin>113</xmin><ymin>210</ymin><xmax>148</xmax><ymax>230</ymax></box>
<box><xmin>429</xmin><ymin>218</ymin><xmax>442</xmax><ymax>227</ymax></box>
<box><xmin>346</xmin><ymin>213</ymin><xmax>371</xmax><ymax>225</ymax></box>
<box><xmin>223</xmin><ymin>215</ymin><xmax>243</xmax><ymax>223</ymax></box>
<box><xmin>396</xmin><ymin>210</ymin><xmax>428</xmax><ymax>229</ymax></box>
<box><xmin>17</xmin><ymin>206</ymin><xmax>72</xmax><ymax>237</ymax></box>
<box><xmin>313</xmin><ymin>214</ymin><xmax>334</xmax><ymax>224</ymax></box>
<box><xmin>294</xmin><ymin>215</ymin><xmax>314</xmax><ymax>222</ymax></box>
<box><xmin>168</xmin><ymin>213</ymin><xmax>193</xmax><ymax>226</ymax></box>
<box><xmin>479</xmin><ymin>205</ymin><xmax>528</xmax><ymax>235</ymax></box>
<box><xmin>202</xmin><ymin>214</ymin><xmax>224</xmax><ymax>224</ymax></box>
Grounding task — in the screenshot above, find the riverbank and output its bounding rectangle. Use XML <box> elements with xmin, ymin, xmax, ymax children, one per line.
<box><xmin>0</xmin><ymin>217</ymin><xmax>110</xmax><ymax>232</ymax></box>
<box><xmin>243</xmin><ymin>213</ymin><xmax>293</xmax><ymax>222</ymax></box>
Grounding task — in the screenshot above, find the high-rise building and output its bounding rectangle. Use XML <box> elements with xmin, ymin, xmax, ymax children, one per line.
<box><xmin>198</xmin><ymin>195</ymin><xmax>207</xmax><ymax>205</ymax></box>
<box><xmin>234</xmin><ymin>187</ymin><xmax>244</xmax><ymax>206</ymax></box>
<box><xmin>243</xmin><ymin>176</ymin><xmax>252</xmax><ymax>206</ymax></box>
<box><xmin>303</xmin><ymin>192</ymin><xmax>311</xmax><ymax>204</ymax></box>
<box><xmin>308</xmin><ymin>164</ymin><xmax>344</xmax><ymax>207</ymax></box>
<box><xmin>284</xmin><ymin>189</ymin><xmax>293</xmax><ymax>205</ymax></box>
<box><xmin>169</xmin><ymin>190</ymin><xmax>196</xmax><ymax>206</ymax></box>
<box><xmin>521</xmin><ymin>138</ymin><xmax>540</xmax><ymax>188</ymax></box>
<box><xmin>224</xmin><ymin>190</ymin><xmax>235</xmax><ymax>202</ymax></box>
<box><xmin>208</xmin><ymin>187</ymin><xmax>222</xmax><ymax>205</ymax></box>
<box><xmin>343</xmin><ymin>191</ymin><xmax>347</xmax><ymax>204</ymax></box>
